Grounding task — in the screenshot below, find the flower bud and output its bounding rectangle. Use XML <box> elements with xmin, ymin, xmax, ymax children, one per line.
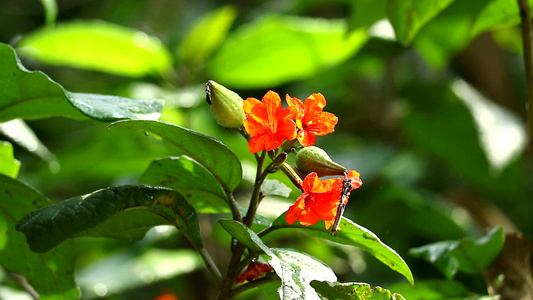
<box><xmin>206</xmin><ymin>80</ymin><xmax>245</xmax><ymax>128</ymax></box>
<box><xmin>295</xmin><ymin>146</ymin><xmax>346</xmax><ymax>177</ymax></box>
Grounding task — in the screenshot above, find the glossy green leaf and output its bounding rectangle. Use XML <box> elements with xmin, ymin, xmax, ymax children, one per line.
<box><xmin>266</xmin><ymin>213</ymin><xmax>414</xmax><ymax>284</ymax></box>
<box><xmin>219</xmin><ymin>220</ymin><xmax>337</xmax><ymax>300</ymax></box>
<box><xmin>312</xmin><ymin>281</ymin><xmax>406</xmax><ymax>300</ymax></box>
<box><xmin>261</xmin><ymin>179</ymin><xmax>292</xmax><ymax>198</ymax></box>
<box><xmin>139</xmin><ymin>156</ymin><xmax>229</xmax><ymax>213</ymax></box>
<box><xmin>18</xmin><ymin>21</ymin><xmax>172</xmax><ymax>77</ymax></box>
<box><xmin>0</xmin><ymin>141</ymin><xmax>20</xmax><ymax>178</ymax></box>
<box><xmin>0</xmin><ymin>174</ymin><xmax>78</xmax><ymax>300</ymax></box>
<box><xmin>16</xmin><ymin>184</ymin><xmax>203</xmax><ymax>252</ymax></box>
<box><xmin>208</xmin><ymin>15</ymin><xmax>368</xmax><ymax>88</ymax></box>
<box><xmin>410</xmin><ymin>227</ymin><xmax>504</xmax><ymax>279</ymax></box>
<box><xmin>0</xmin><ymin>42</ymin><xmax>164</xmax><ymax>122</ymax></box>
<box><xmin>110</xmin><ymin>120</ymin><xmax>242</xmax><ymax>191</ymax></box>
<box><xmin>387</xmin><ymin>0</ymin><xmax>456</xmax><ymax>45</ymax></box>
<box><xmin>177</xmin><ymin>5</ymin><xmax>237</xmax><ymax>64</ymax></box>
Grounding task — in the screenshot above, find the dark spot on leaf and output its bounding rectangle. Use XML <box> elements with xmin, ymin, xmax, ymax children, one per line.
<box><xmin>156</xmin><ymin>162</ymin><xmax>162</xmax><ymax>167</ymax></box>
<box><xmin>4</xmin><ymin>190</ymin><xmax>12</xmax><ymax>198</ymax></box>
<box><xmin>12</xmin><ymin>73</ymin><xmax>16</xmax><ymax>76</ymax></box>
<box><xmin>186</xmin><ymin>193</ymin><xmax>192</xmax><ymax>198</ymax></box>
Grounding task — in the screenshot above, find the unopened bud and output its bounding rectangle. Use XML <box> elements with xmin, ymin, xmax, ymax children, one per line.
<box><xmin>206</xmin><ymin>80</ymin><xmax>245</xmax><ymax>128</ymax></box>
<box><xmin>295</xmin><ymin>146</ymin><xmax>346</xmax><ymax>177</ymax></box>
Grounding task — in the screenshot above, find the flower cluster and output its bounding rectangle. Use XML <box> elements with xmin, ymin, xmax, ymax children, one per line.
<box><xmin>286</xmin><ymin>171</ymin><xmax>362</xmax><ymax>229</ymax></box>
<box><xmin>236</xmin><ymin>261</ymin><xmax>273</xmax><ymax>283</ymax></box>
<box><xmin>243</xmin><ymin>91</ymin><xmax>338</xmax><ymax>153</ymax></box>
<box><xmin>240</xmin><ymin>89</ymin><xmax>362</xmax><ymax>231</ymax></box>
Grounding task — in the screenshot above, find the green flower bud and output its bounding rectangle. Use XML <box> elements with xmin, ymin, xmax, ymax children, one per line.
<box><xmin>295</xmin><ymin>146</ymin><xmax>346</xmax><ymax>177</ymax></box>
<box><xmin>206</xmin><ymin>80</ymin><xmax>245</xmax><ymax>128</ymax></box>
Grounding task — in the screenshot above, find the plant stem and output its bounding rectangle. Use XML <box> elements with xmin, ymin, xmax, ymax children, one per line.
<box><xmin>223</xmin><ymin>186</ymin><xmax>242</xmax><ymax>223</ymax></box>
<box><xmin>199</xmin><ymin>247</ymin><xmax>224</xmax><ymax>287</ymax></box>
<box><xmin>518</xmin><ymin>0</ymin><xmax>533</xmax><ymax>168</ymax></box>
<box><xmin>244</xmin><ymin>151</ymin><xmax>267</xmax><ymax>227</ymax></box>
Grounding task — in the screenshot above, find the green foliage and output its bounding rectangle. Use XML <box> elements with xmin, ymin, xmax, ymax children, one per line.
<box><xmin>311</xmin><ymin>281</ymin><xmax>406</xmax><ymax>300</ymax></box>
<box><xmin>139</xmin><ymin>156</ymin><xmax>229</xmax><ymax>213</ymax></box>
<box><xmin>388</xmin><ymin>0</ymin><xmax>456</xmax><ymax>45</ymax></box>
<box><xmin>110</xmin><ymin>120</ymin><xmax>242</xmax><ymax>191</ymax></box>
<box><xmin>16</xmin><ymin>185</ymin><xmax>201</xmax><ymax>252</ymax></box>
<box><xmin>389</xmin><ymin>280</ymin><xmax>500</xmax><ymax>299</ymax></box>
<box><xmin>177</xmin><ymin>5</ymin><xmax>237</xmax><ymax>65</ymax></box>
<box><xmin>268</xmin><ymin>213</ymin><xmax>414</xmax><ymax>284</ymax></box>
<box><xmin>410</xmin><ymin>227</ymin><xmax>504</xmax><ymax>279</ymax></box>
<box><xmin>0</xmin><ymin>141</ymin><xmax>20</xmax><ymax>178</ymax></box>
<box><xmin>18</xmin><ymin>21</ymin><xmax>172</xmax><ymax>77</ymax></box>
<box><xmin>220</xmin><ymin>220</ymin><xmax>337</xmax><ymax>300</ymax></box>
<box><xmin>208</xmin><ymin>15</ymin><xmax>368</xmax><ymax>88</ymax></box>
<box><xmin>0</xmin><ymin>174</ymin><xmax>78</xmax><ymax>299</ymax></box>
<box><xmin>0</xmin><ymin>42</ymin><xmax>163</xmax><ymax>122</ymax></box>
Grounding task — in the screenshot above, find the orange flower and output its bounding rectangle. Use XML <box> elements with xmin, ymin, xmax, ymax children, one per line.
<box><xmin>243</xmin><ymin>91</ymin><xmax>297</xmax><ymax>153</ymax></box>
<box><xmin>286</xmin><ymin>171</ymin><xmax>362</xmax><ymax>229</ymax></box>
<box><xmin>286</xmin><ymin>93</ymin><xmax>338</xmax><ymax>147</ymax></box>
<box><xmin>154</xmin><ymin>293</ymin><xmax>179</xmax><ymax>300</ymax></box>
<box><xmin>236</xmin><ymin>261</ymin><xmax>273</xmax><ymax>283</ymax></box>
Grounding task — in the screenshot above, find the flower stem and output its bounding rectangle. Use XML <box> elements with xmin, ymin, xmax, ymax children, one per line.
<box><xmin>518</xmin><ymin>0</ymin><xmax>533</xmax><ymax>168</ymax></box>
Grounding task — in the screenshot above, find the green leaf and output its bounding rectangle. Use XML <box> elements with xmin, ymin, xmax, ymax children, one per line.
<box><xmin>410</xmin><ymin>227</ymin><xmax>504</xmax><ymax>279</ymax></box>
<box><xmin>219</xmin><ymin>219</ymin><xmax>337</xmax><ymax>300</ymax></box>
<box><xmin>387</xmin><ymin>0</ymin><xmax>456</xmax><ymax>45</ymax></box>
<box><xmin>208</xmin><ymin>15</ymin><xmax>368</xmax><ymax>88</ymax></box>
<box><xmin>177</xmin><ymin>5</ymin><xmax>237</xmax><ymax>64</ymax></box>
<box><xmin>0</xmin><ymin>174</ymin><xmax>78</xmax><ymax>299</ymax></box>
<box><xmin>0</xmin><ymin>141</ymin><xmax>20</xmax><ymax>178</ymax></box>
<box><xmin>350</xmin><ymin>0</ymin><xmax>388</xmax><ymax>30</ymax></box>
<box><xmin>0</xmin><ymin>42</ymin><xmax>164</xmax><ymax>122</ymax></box>
<box><xmin>412</xmin><ymin>0</ymin><xmax>533</xmax><ymax>68</ymax></box>
<box><xmin>110</xmin><ymin>120</ymin><xmax>242</xmax><ymax>191</ymax></box>
<box><xmin>16</xmin><ymin>184</ymin><xmax>203</xmax><ymax>252</ymax></box>
<box><xmin>139</xmin><ymin>156</ymin><xmax>229</xmax><ymax>213</ymax></box>
<box><xmin>267</xmin><ymin>213</ymin><xmax>414</xmax><ymax>284</ymax></box>
<box><xmin>261</xmin><ymin>179</ymin><xmax>292</xmax><ymax>198</ymax></box>
<box><xmin>312</xmin><ymin>281</ymin><xmax>406</xmax><ymax>300</ymax></box>
<box><xmin>18</xmin><ymin>21</ymin><xmax>172</xmax><ymax>77</ymax></box>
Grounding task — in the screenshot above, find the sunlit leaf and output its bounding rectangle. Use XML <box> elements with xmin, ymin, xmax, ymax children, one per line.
<box><xmin>177</xmin><ymin>5</ymin><xmax>237</xmax><ymax>64</ymax></box>
<box><xmin>0</xmin><ymin>42</ymin><xmax>164</xmax><ymax>122</ymax></box>
<box><xmin>110</xmin><ymin>120</ymin><xmax>242</xmax><ymax>191</ymax></box>
<box><xmin>0</xmin><ymin>141</ymin><xmax>20</xmax><ymax>178</ymax></box>
<box><xmin>387</xmin><ymin>0</ymin><xmax>456</xmax><ymax>45</ymax></box>
<box><xmin>0</xmin><ymin>174</ymin><xmax>78</xmax><ymax>300</ymax></box>
<box><xmin>16</xmin><ymin>185</ymin><xmax>203</xmax><ymax>252</ymax></box>
<box><xmin>266</xmin><ymin>213</ymin><xmax>414</xmax><ymax>284</ymax></box>
<box><xmin>18</xmin><ymin>21</ymin><xmax>172</xmax><ymax>77</ymax></box>
<box><xmin>219</xmin><ymin>219</ymin><xmax>336</xmax><ymax>300</ymax></box>
<box><xmin>312</xmin><ymin>281</ymin><xmax>406</xmax><ymax>300</ymax></box>
<box><xmin>409</xmin><ymin>227</ymin><xmax>504</xmax><ymax>279</ymax></box>
<box><xmin>139</xmin><ymin>156</ymin><xmax>229</xmax><ymax>213</ymax></box>
<box><xmin>208</xmin><ymin>15</ymin><xmax>368</xmax><ymax>88</ymax></box>
<box><xmin>0</xmin><ymin>119</ymin><xmax>59</xmax><ymax>172</ymax></box>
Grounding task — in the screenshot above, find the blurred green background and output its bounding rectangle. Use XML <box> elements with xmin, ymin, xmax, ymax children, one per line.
<box><xmin>1</xmin><ymin>0</ymin><xmax>532</xmax><ymax>299</ymax></box>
